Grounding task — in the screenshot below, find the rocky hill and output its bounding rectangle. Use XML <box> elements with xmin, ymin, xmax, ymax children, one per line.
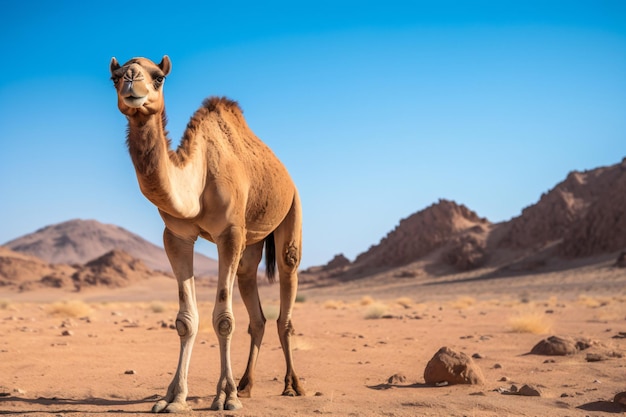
<box><xmin>3</xmin><ymin>219</ymin><xmax>218</xmax><ymax>277</ymax></box>
<box><xmin>354</xmin><ymin>199</ymin><xmax>489</xmax><ymax>268</ymax></box>
<box><xmin>0</xmin><ymin>246</ymin><xmax>75</xmax><ymax>289</ymax></box>
<box><xmin>72</xmin><ymin>250</ymin><xmax>156</xmax><ymax>289</ymax></box>
<box><xmin>500</xmin><ymin>158</ymin><xmax>626</xmax><ymax>252</ymax></box>
<box><xmin>0</xmin><ymin>246</ymin><xmax>165</xmax><ymax>291</ymax></box>
<box><xmin>310</xmin><ymin>158</ymin><xmax>626</xmax><ymax>278</ymax></box>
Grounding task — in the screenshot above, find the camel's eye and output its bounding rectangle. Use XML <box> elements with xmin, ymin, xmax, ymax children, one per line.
<box><xmin>111</xmin><ymin>75</ymin><xmax>120</xmax><ymax>86</ymax></box>
<box><xmin>153</xmin><ymin>76</ymin><xmax>165</xmax><ymax>89</ymax></box>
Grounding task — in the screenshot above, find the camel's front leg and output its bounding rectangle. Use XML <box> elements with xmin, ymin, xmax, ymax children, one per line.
<box><xmin>210</xmin><ymin>225</ymin><xmax>245</xmax><ymax>411</ymax></box>
<box><xmin>152</xmin><ymin>229</ymin><xmax>198</xmax><ymax>413</ymax></box>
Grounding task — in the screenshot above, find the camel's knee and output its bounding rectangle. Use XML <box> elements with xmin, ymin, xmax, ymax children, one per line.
<box><xmin>282</xmin><ymin>242</ymin><xmax>300</xmax><ymax>270</ymax></box>
<box><xmin>248</xmin><ymin>316</ymin><xmax>266</xmax><ymax>337</ymax></box>
<box><xmin>175</xmin><ymin>312</ymin><xmax>198</xmax><ymax>339</ymax></box>
<box><xmin>214</xmin><ymin>312</ymin><xmax>235</xmax><ymax>337</ymax></box>
<box><xmin>277</xmin><ymin>316</ymin><xmax>295</xmax><ymax>338</ymax></box>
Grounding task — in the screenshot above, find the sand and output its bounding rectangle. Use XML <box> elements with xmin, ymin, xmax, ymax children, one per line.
<box><xmin>1</xmin><ymin>269</ymin><xmax>625</xmax><ymax>417</ymax></box>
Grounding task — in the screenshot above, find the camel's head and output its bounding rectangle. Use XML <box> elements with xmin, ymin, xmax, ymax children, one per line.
<box><xmin>110</xmin><ymin>56</ymin><xmax>171</xmax><ymax>117</ymax></box>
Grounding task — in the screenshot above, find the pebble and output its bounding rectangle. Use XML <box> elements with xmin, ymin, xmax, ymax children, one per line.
<box><xmin>124</xmin><ymin>370</ymin><xmax>136</xmax><ymax>375</ymax></box>
<box><xmin>61</xmin><ymin>330</ymin><xmax>73</xmax><ymax>336</ymax></box>
<box><xmin>387</xmin><ymin>373</ymin><xmax>407</xmax><ymax>384</ymax></box>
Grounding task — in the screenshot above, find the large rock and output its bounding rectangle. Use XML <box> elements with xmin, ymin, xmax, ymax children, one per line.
<box><xmin>530</xmin><ymin>335</ymin><xmax>592</xmax><ymax>356</ymax></box>
<box><xmin>424</xmin><ymin>347</ymin><xmax>485</xmax><ymax>385</ymax></box>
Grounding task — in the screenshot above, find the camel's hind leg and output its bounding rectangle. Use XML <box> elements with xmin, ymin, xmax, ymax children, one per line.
<box><xmin>273</xmin><ymin>192</ymin><xmax>305</xmax><ymax>397</ymax></box>
<box><xmin>152</xmin><ymin>228</ymin><xmax>198</xmax><ymax>413</ymax></box>
<box><xmin>236</xmin><ymin>241</ymin><xmax>266</xmax><ymax>398</ymax></box>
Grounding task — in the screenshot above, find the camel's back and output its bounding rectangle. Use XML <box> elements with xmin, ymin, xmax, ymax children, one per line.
<box><xmin>191</xmin><ymin>97</ymin><xmax>296</xmax><ymax>222</ymax></box>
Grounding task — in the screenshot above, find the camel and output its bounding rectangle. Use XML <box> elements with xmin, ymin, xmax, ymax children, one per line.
<box><xmin>109</xmin><ymin>56</ymin><xmax>305</xmax><ymax>412</ymax></box>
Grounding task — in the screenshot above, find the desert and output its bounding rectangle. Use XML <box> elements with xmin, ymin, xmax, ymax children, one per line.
<box><xmin>1</xmin><ymin>265</ymin><xmax>625</xmax><ymax>417</ymax></box>
<box><xmin>1</xmin><ymin>158</ymin><xmax>626</xmax><ymax>416</ymax></box>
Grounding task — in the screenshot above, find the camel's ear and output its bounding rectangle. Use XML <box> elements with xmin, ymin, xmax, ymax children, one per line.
<box><xmin>159</xmin><ymin>55</ymin><xmax>172</xmax><ymax>77</ymax></box>
<box><xmin>110</xmin><ymin>57</ymin><xmax>121</xmax><ymax>75</ymax></box>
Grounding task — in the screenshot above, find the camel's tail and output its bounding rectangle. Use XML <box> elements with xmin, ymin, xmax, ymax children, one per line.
<box><xmin>265</xmin><ymin>233</ymin><xmax>276</xmax><ymax>283</ymax></box>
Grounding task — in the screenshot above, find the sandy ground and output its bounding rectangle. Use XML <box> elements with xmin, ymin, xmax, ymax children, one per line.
<box><xmin>1</xmin><ymin>267</ymin><xmax>626</xmax><ymax>417</ymax></box>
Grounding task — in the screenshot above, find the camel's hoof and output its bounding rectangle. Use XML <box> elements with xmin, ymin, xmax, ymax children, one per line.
<box><xmin>152</xmin><ymin>400</ymin><xmax>190</xmax><ymax>413</ymax></box>
<box><xmin>237</xmin><ymin>388</ymin><xmax>252</xmax><ymax>398</ymax></box>
<box><xmin>210</xmin><ymin>396</ymin><xmax>243</xmax><ymax>411</ymax></box>
<box><xmin>282</xmin><ymin>386</ymin><xmax>306</xmax><ymax>397</ymax></box>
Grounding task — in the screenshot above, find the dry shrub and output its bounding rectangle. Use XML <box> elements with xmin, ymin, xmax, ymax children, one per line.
<box><xmin>508</xmin><ymin>311</ymin><xmax>552</xmax><ymax>334</ymax></box>
<box><xmin>263</xmin><ymin>304</ymin><xmax>280</xmax><ymax>321</ymax></box>
<box><xmin>360</xmin><ymin>296</ymin><xmax>375</xmax><ymax>306</ymax></box>
<box><xmin>547</xmin><ymin>295</ymin><xmax>558</xmax><ymax>306</ymax></box>
<box><xmin>198</xmin><ymin>316</ymin><xmax>213</xmax><ymax>334</ymax></box>
<box><xmin>364</xmin><ymin>302</ymin><xmax>388</xmax><ymax>320</ymax></box>
<box><xmin>395</xmin><ymin>297</ymin><xmax>413</xmax><ymax>309</ymax></box>
<box><xmin>148</xmin><ymin>301</ymin><xmax>167</xmax><ymax>313</ymax></box>
<box><xmin>577</xmin><ymin>295</ymin><xmax>610</xmax><ymax>308</ymax></box>
<box><xmin>48</xmin><ymin>300</ymin><xmax>92</xmax><ymax>318</ymax></box>
<box><xmin>450</xmin><ymin>296</ymin><xmax>476</xmax><ymax>310</ymax></box>
<box><xmin>323</xmin><ymin>300</ymin><xmax>343</xmax><ymax>310</ymax></box>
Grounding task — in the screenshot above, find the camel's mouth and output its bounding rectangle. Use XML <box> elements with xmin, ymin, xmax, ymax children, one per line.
<box><xmin>123</xmin><ymin>95</ymin><xmax>148</xmax><ymax>108</ymax></box>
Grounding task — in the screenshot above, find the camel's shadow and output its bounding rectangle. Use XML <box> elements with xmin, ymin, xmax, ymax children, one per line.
<box><xmin>0</xmin><ymin>394</ymin><xmax>172</xmax><ymax>415</ymax></box>
<box><xmin>367</xmin><ymin>382</ymin><xmax>431</xmax><ymax>390</ymax></box>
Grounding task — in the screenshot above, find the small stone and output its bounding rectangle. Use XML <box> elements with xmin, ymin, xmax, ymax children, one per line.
<box><xmin>472</xmin><ymin>353</ymin><xmax>484</xmax><ymax>359</ymax></box>
<box><xmin>499</xmin><ymin>376</ymin><xmax>509</xmax><ymax>382</ymax></box>
<box><xmin>493</xmin><ymin>363</ymin><xmax>502</xmax><ymax>369</ymax></box>
<box><xmin>387</xmin><ymin>373</ymin><xmax>407</xmax><ymax>384</ymax></box>
<box><xmin>61</xmin><ymin>330</ymin><xmax>73</xmax><ymax>336</ymax></box>
<box><xmin>614</xmin><ymin>391</ymin><xmax>626</xmax><ymax>407</ymax></box>
<box><xmin>585</xmin><ymin>353</ymin><xmax>604</xmax><ymax>362</ymax></box>
<box><xmin>124</xmin><ymin>370</ymin><xmax>136</xmax><ymax>375</ymax></box>
<box><xmin>518</xmin><ymin>384</ymin><xmax>541</xmax><ymax>397</ymax></box>
<box><xmin>314</xmin><ymin>391</ymin><xmax>324</xmax><ymax>396</ymax></box>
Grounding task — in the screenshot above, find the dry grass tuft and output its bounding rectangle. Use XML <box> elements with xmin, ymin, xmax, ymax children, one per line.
<box><xmin>323</xmin><ymin>300</ymin><xmax>343</xmax><ymax>310</ymax></box>
<box><xmin>395</xmin><ymin>297</ymin><xmax>413</xmax><ymax>309</ymax></box>
<box><xmin>450</xmin><ymin>296</ymin><xmax>476</xmax><ymax>310</ymax></box>
<box><xmin>364</xmin><ymin>302</ymin><xmax>388</xmax><ymax>320</ymax></box>
<box><xmin>198</xmin><ymin>316</ymin><xmax>213</xmax><ymax>334</ymax></box>
<box><xmin>577</xmin><ymin>295</ymin><xmax>610</xmax><ymax>308</ymax></box>
<box><xmin>47</xmin><ymin>300</ymin><xmax>92</xmax><ymax>318</ymax></box>
<box><xmin>508</xmin><ymin>311</ymin><xmax>552</xmax><ymax>334</ymax></box>
<box><xmin>360</xmin><ymin>296</ymin><xmax>375</xmax><ymax>306</ymax></box>
<box><xmin>263</xmin><ymin>304</ymin><xmax>280</xmax><ymax>321</ymax></box>
<box><xmin>148</xmin><ymin>301</ymin><xmax>168</xmax><ymax>313</ymax></box>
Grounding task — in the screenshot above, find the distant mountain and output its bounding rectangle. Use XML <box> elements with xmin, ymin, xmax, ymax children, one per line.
<box><xmin>499</xmin><ymin>158</ymin><xmax>626</xmax><ymax>252</ymax></box>
<box><xmin>3</xmin><ymin>219</ymin><xmax>218</xmax><ymax>277</ymax></box>
<box><xmin>0</xmin><ymin>245</ymin><xmax>167</xmax><ymax>291</ymax></box>
<box><xmin>311</xmin><ymin>157</ymin><xmax>626</xmax><ymax>277</ymax></box>
<box><xmin>354</xmin><ymin>199</ymin><xmax>490</xmax><ymax>268</ymax></box>
<box><xmin>0</xmin><ymin>246</ymin><xmax>75</xmax><ymax>288</ymax></box>
<box><xmin>72</xmin><ymin>249</ymin><xmax>156</xmax><ymax>289</ymax></box>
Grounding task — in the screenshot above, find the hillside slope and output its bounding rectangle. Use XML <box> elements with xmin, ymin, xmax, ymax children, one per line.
<box><xmin>4</xmin><ymin>219</ymin><xmax>218</xmax><ymax>277</ymax></box>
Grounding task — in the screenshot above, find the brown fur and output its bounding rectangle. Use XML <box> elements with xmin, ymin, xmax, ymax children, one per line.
<box><xmin>110</xmin><ymin>55</ymin><xmax>304</xmax><ymax>412</ymax></box>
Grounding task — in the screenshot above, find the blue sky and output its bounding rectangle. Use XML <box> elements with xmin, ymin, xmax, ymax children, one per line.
<box><xmin>1</xmin><ymin>1</ymin><xmax>625</xmax><ymax>268</ymax></box>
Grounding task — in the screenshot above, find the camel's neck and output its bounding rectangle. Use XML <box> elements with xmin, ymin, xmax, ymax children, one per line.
<box><xmin>126</xmin><ymin>111</ymin><xmax>205</xmax><ymax>219</ymax></box>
